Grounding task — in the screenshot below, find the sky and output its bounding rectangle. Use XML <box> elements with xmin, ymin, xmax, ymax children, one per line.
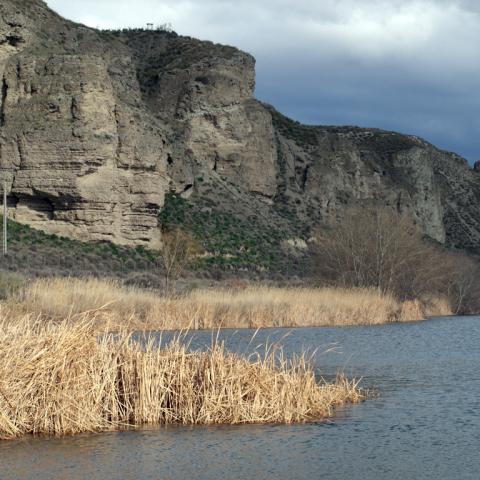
<box><xmin>46</xmin><ymin>0</ymin><xmax>480</xmax><ymax>163</ymax></box>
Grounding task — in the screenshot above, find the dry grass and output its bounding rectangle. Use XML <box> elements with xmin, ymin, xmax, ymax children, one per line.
<box><xmin>11</xmin><ymin>277</ymin><xmax>453</xmax><ymax>331</ymax></box>
<box><xmin>185</xmin><ymin>288</ymin><xmax>403</xmax><ymax>328</ymax></box>
<box><xmin>2</xmin><ymin>277</ymin><xmax>452</xmax><ymax>439</ymax></box>
<box><xmin>0</xmin><ymin>315</ymin><xmax>363</xmax><ymax>439</ymax></box>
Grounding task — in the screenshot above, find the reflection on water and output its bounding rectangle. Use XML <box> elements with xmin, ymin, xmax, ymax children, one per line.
<box><xmin>1</xmin><ymin>316</ymin><xmax>480</xmax><ymax>480</ymax></box>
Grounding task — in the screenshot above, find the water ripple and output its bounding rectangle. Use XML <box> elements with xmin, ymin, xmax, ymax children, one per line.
<box><xmin>1</xmin><ymin>316</ymin><xmax>479</xmax><ymax>479</ymax></box>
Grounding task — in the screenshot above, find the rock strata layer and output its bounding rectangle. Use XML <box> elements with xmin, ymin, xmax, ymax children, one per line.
<box><xmin>0</xmin><ymin>0</ymin><xmax>479</xmax><ymax>252</ymax></box>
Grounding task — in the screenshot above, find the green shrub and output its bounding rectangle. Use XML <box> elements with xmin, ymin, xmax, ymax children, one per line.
<box><xmin>0</xmin><ymin>272</ymin><xmax>26</xmax><ymax>300</ymax></box>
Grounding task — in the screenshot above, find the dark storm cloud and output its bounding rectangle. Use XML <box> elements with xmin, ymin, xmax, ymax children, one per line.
<box><xmin>46</xmin><ymin>0</ymin><xmax>480</xmax><ymax>162</ymax></box>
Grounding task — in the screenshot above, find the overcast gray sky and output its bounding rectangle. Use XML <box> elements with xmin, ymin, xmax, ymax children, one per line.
<box><xmin>46</xmin><ymin>0</ymin><xmax>480</xmax><ymax>163</ymax></box>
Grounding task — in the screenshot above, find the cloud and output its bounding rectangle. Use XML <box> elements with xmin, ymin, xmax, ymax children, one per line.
<box><xmin>45</xmin><ymin>0</ymin><xmax>480</xmax><ymax>162</ymax></box>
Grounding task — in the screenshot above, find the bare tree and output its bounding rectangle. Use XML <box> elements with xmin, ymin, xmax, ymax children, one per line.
<box><xmin>311</xmin><ymin>207</ymin><xmax>475</xmax><ymax>303</ymax></box>
<box><xmin>158</xmin><ymin>228</ymin><xmax>201</xmax><ymax>294</ymax></box>
<box><xmin>445</xmin><ymin>253</ymin><xmax>480</xmax><ymax>314</ymax></box>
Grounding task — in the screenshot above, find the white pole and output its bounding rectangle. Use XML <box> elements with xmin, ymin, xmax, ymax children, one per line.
<box><xmin>3</xmin><ymin>180</ymin><xmax>7</xmax><ymax>256</ymax></box>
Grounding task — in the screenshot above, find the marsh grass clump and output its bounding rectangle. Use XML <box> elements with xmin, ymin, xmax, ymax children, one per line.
<box><xmin>0</xmin><ymin>316</ymin><xmax>363</xmax><ymax>439</ymax></box>
<box><xmin>10</xmin><ymin>277</ymin><xmax>452</xmax><ymax>331</ymax></box>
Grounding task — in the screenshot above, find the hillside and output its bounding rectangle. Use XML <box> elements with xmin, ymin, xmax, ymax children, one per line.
<box><xmin>0</xmin><ymin>0</ymin><xmax>479</xmax><ymax>278</ymax></box>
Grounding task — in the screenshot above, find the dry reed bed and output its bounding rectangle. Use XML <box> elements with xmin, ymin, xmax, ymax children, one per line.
<box><xmin>12</xmin><ymin>278</ymin><xmax>453</xmax><ymax>331</ymax></box>
<box><xmin>0</xmin><ymin>315</ymin><xmax>363</xmax><ymax>439</ymax></box>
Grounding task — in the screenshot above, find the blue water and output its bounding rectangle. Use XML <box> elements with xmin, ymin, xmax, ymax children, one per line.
<box><xmin>1</xmin><ymin>316</ymin><xmax>479</xmax><ymax>479</ymax></box>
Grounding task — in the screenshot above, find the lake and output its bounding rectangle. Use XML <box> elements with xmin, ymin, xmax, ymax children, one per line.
<box><xmin>1</xmin><ymin>315</ymin><xmax>479</xmax><ymax>479</ymax></box>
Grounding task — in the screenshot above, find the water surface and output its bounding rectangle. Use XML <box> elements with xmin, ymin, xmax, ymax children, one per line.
<box><xmin>1</xmin><ymin>316</ymin><xmax>479</xmax><ymax>479</ymax></box>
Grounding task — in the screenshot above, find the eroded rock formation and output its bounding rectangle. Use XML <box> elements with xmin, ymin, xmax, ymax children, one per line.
<box><xmin>1</xmin><ymin>0</ymin><xmax>479</xmax><ymax>252</ymax></box>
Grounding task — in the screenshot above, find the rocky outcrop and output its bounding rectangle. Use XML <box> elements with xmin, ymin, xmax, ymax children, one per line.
<box><xmin>116</xmin><ymin>30</ymin><xmax>278</xmax><ymax>199</ymax></box>
<box><xmin>0</xmin><ymin>1</ymin><xmax>168</xmax><ymax>246</ymax></box>
<box><xmin>0</xmin><ymin>0</ymin><xmax>479</xmax><ymax>253</ymax></box>
<box><xmin>269</xmin><ymin>114</ymin><xmax>480</xmax><ymax>251</ymax></box>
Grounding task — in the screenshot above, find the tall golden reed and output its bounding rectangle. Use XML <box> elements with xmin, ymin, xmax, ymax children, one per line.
<box><xmin>0</xmin><ymin>314</ymin><xmax>362</xmax><ymax>439</ymax></box>
<box><xmin>12</xmin><ymin>277</ymin><xmax>453</xmax><ymax>331</ymax></box>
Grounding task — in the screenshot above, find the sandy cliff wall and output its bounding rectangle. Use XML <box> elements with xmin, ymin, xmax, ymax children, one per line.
<box><xmin>0</xmin><ymin>0</ymin><xmax>479</xmax><ymax>252</ymax></box>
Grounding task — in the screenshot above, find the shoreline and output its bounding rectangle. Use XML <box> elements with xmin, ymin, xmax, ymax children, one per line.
<box><xmin>0</xmin><ymin>316</ymin><xmax>364</xmax><ymax>440</ymax></box>
<box><xmin>4</xmin><ymin>277</ymin><xmax>454</xmax><ymax>332</ymax></box>
<box><xmin>0</xmin><ymin>277</ymin><xmax>454</xmax><ymax>440</ymax></box>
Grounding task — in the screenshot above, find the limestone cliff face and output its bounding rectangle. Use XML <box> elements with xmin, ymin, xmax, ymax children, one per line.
<box><xmin>0</xmin><ymin>0</ymin><xmax>168</xmax><ymax>246</ymax></box>
<box><xmin>1</xmin><ymin>0</ymin><xmax>479</xmax><ymax>253</ymax></box>
<box><xmin>269</xmin><ymin>113</ymin><xmax>480</xmax><ymax>251</ymax></box>
<box><xmin>116</xmin><ymin>30</ymin><xmax>278</xmax><ymax>199</ymax></box>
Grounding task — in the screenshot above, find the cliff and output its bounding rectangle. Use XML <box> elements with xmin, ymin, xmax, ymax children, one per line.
<box><xmin>1</xmin><ymin>0</ymin><xmax>479</xmax><ymax>260</ymax></box>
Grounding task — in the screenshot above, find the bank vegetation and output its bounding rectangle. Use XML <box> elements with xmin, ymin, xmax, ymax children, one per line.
<box><xmin>4</xmin><ymin>277</ymin><xmax>452</xmax><ymax>331</ymax></box>
<box><xmin>311</xmin><ymin>207</ymin><xmax>480</xmax><ymax>315</ymax></box>
<box><xmin>0</xmin><ymin>315</ymin><xmax>363</xmax><ymax>439</ymax></box>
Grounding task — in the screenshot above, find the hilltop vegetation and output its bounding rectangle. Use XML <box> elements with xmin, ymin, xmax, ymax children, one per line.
<box><xmin>159</xmin><ymin>193</ymin><xmax>308</xmax><ymax>275</ymax></box>
<box><xmin>0</xmin><ymin>218</ymin><xmax>157</xmax><ymax>285</ymax></box>
<box><xmin>0</xmin><ymin>209</ymin><xmax>307</xmax><ymax>287</ymax></box>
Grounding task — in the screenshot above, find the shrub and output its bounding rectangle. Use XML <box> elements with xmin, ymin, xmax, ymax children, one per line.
<box><xmin>0</xmin><ymin>271</ymin><xmax>25</xmax><ymax>300</ymax></box>
<box><xmin>158</xmin><ymin>227</ymin><xmax>202</xmax><ymax>293</ymax></box>
<box><xmin>312</xmin><ymin>207</ymin><xmax>480</xmax><ymax>313</ymax></box>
